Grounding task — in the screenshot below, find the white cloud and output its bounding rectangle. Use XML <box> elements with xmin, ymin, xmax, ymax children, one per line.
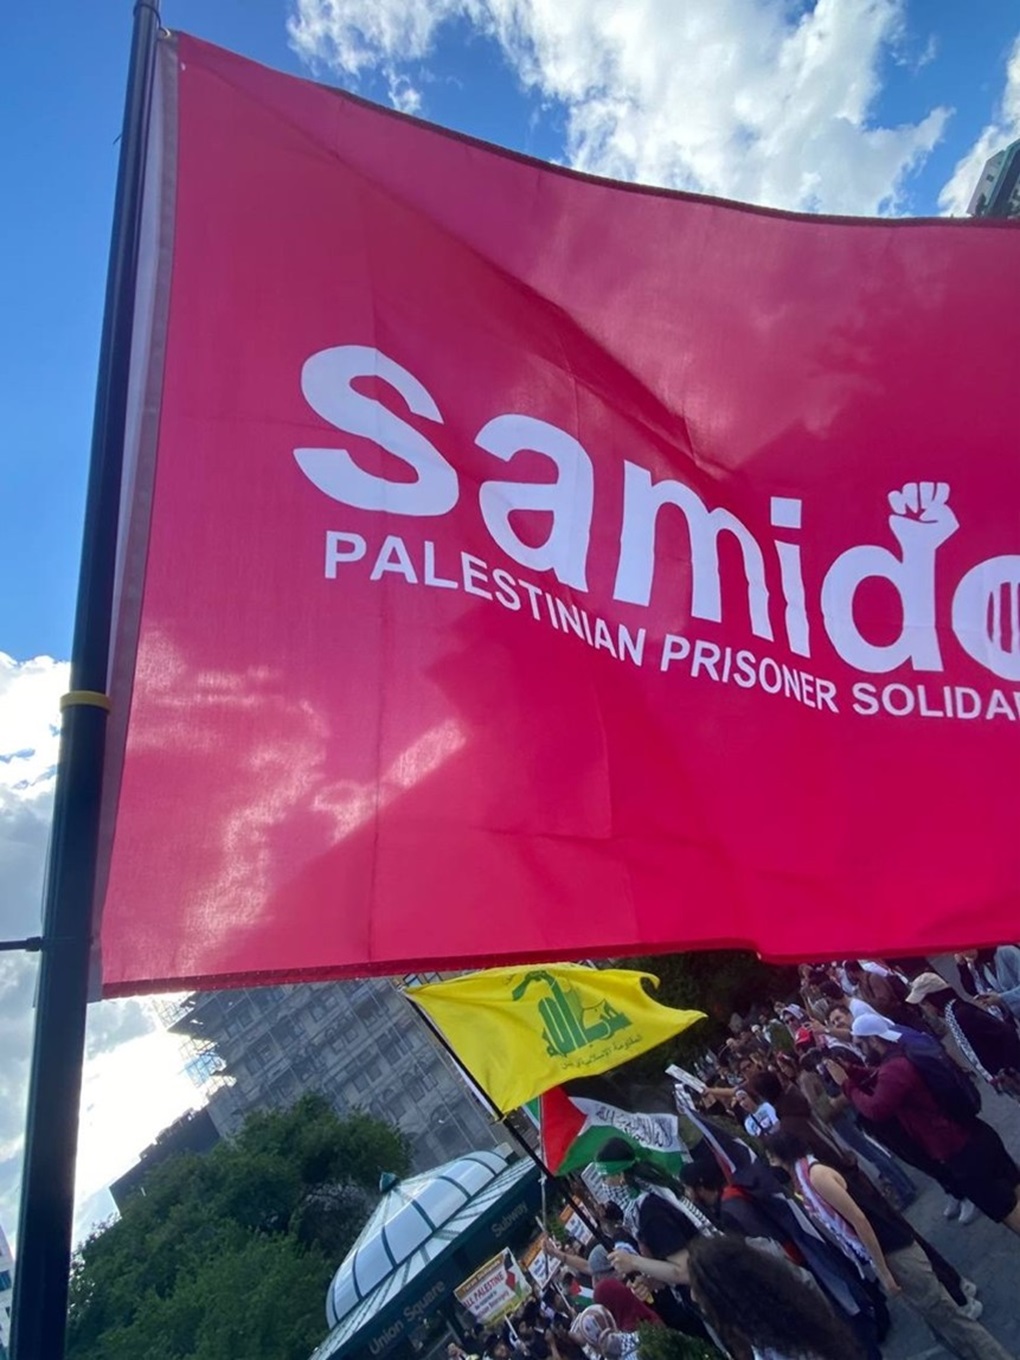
<box><xmin>0</xmin><ymin>654</ymin><xmax>201</xmax><ymax>1247</ymax></box>
<box><xmin>0</xmin><ymin>653</ymin><xmax>66</xmax><ymax>793</ymax></box>
<box><xmin>0</xmin><ymin>653</ymin><xmax>67</xmax><ymax>945</ymax></box>
<box><xmin>0</xmin><ymin>653</ymin><xmax>66</xmax><ymax>1234</ymax></box>
<box><xmin>939</xmin><ymin>32</ymin><xmax>1020</xmax><ymax>215</ymax></box>
<box><xmin>388</xmin><ymin>72</ymin><xmax>424</xmax><ymax>115</ymax></box>
<box><xmin>288</xmin><ymin>0</ymin><xmax>461</xmax><ymax>75</ymax></box>
<box><xmin>288</xmin><ymin>0</ymin><xmax>445</xmax><ymax>120</ymax></box>
<box><xmin>74</xmin><ymin>1026</ymin><xmax>203</xmax><ymax>1243</ymax></box>
<box><xmin>288</xmin><ymin>0</ymin><xmax>949</xmax><ymax>215</ymax></box>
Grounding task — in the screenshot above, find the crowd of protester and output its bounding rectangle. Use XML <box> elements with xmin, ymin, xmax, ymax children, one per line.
<box><xmin>457</xmin><ymin>948</ymin><xmax>1020</xmax><ymax>1360</ymax></box>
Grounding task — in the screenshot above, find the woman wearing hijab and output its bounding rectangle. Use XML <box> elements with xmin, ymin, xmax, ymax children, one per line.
<box><xmin>567</xmin><ymin>1304</ymin><xmax>638</xmax><ymax>1358</ymax></box>
<box><xmin>591</xmin><ymin>1277</ymin><xmax>661</xmax><ymax>1331</ymax></box>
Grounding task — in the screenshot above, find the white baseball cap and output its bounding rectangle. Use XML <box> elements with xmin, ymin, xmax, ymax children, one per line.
<box><xmin>851</xmin><ymin>1013</ymin><xmax>901</xmax><ymax>1043</ymax></box>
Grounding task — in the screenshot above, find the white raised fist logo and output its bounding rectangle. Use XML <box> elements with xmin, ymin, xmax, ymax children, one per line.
<box><xmin>887</xmin><ymin>482</ymin><xmax>958</xmax><ymax>547</ymax></box>
<box><xmin>822</xmin><ymin>480</ymin><xmax>960</xmax><ymax>672</ymax></box>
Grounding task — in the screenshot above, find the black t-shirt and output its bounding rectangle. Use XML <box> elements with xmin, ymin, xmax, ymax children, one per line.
<box><xmin>629</xmin><ymin>1191</ymin><xmax>711</xmax><ymax>1343</ymax></box>
<box><xmin>718</xmin><ymin>1185</ymin><xmax>787</xmax><ymax>1243</ymax></box>
<box><xmin>953</xmin><ymin>997</ymin><xmax>1020</xmax><ymax>1073</ymax></box>
<box><xmin>838</xmin><ymin>1161</ymin><xmax>914</xmax><ymax>1254</ymax></box>
<box><xmin>635</xmin><ymin>1191</ymin><xmax>699</xmax><ymax>1260</ymax></box>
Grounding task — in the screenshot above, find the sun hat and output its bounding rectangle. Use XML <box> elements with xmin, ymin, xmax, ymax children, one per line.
<box><xmin>906</xmin><ymin>972</ymin><xmax>954</xmax><ymax>1005</ymax></box>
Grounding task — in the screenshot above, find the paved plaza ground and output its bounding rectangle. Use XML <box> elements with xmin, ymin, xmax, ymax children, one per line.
<box><xmin>880</xmin><ymin>1032</ymin><xmax>1020</xmax><ymax>1359</ymax></box>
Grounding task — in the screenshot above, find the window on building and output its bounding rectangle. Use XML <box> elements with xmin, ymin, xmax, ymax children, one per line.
<box><xmin>257</xmin><ymin>987</ymin><xmax>290</xmax><ymax>1012</ymax></box>
<box><xmin>226</xmin><ymin>998</ymin><xmax>254</xmax><ymax>1033</ymax></box>
<box><xmin>0</xmin><ymin>1271</ymin><xmax>11</xmax><ymax>1291</ymax></box>
<box><xmin>417</xmin><ymin>1132</ymin><xmax>447</xmax><ymax>1166</ymax></box>
<box><xmin>272</xmin><ymin>1017</ymin><xmax>298</xmax><ymax>1048</ymax></box>
<box><xmin>328</xmin><ymin>1017</ymin><xmax>358</xmax><ymax>1047</ymax></box>
<box><xmin>271</xmin><ymin>1071</ymin><xmax>299</xmax><ymax>1104</ymax></box>
<box><xmin>378</xmin><ymin>1029</ymin><xmax>409</xmax><ymax>1062</ymax></box>
<box><xmin>252</xmin><ymin>1035</ymin><xmax>276</xmax><ymax>1067</ymax></box>
<box><xmin>438</xmin><ymin>1122</ymin><xmax>465</xmax><ymax>1157</ymax></box>
<box><xmin>305</xmin><ymin>990</ymin><xmax>332</xmax><ymax>1022</ymax></box>
<box><xmin>292</xmin><ymin>1053</ymin><xmax>319</xmax><ymax>1083</ymax></box>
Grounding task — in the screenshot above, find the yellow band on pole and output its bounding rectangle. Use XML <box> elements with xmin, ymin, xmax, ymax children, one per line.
<box><xmin>59</xmin><ymin>691</ymin><xmax>112</xmax><ymax>713</ymax></box>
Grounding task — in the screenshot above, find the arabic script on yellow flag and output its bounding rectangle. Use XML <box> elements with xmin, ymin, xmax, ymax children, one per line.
<box><xmin>407</xmin><ymin>964</ymin><xmax>705</xmax><ymax>1113</ymax></box>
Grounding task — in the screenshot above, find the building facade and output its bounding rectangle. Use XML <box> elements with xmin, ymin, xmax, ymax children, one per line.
<box><xmin>968</xmin><ymin>138</ymin><xmax>1020</xmax><ymax>218</ymax></box>
<box><xmin>110</xmin><ymin>1107</ymin><xmax>221</xmax><ymax>1211</ymax></box>
<box><xmin>168</xmin><ymin>977</ymin><xmax>502</xmax><ymax>1171</ymax></box>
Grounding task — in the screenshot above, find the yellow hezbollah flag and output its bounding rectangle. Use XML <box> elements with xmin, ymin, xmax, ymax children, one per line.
<box><xmin>408</xmin><ymin>964</ymin><xmax>705</xmax><ymax>1113</ymax></box>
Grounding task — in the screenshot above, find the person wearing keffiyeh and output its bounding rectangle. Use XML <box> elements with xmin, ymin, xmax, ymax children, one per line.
<box><xmin>906</xmin><ymin>973</ymin><xmax>1020</xmax><ymax>1098</ymax></box>
<box><xmin>956</xmin><ymin>947</ymin><xmax>1020</xmax><ymax>1023</ymax></box>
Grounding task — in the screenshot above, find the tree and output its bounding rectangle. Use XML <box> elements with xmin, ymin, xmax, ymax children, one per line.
<box><xmin>637</xmin><ymin>1321</ymin><xmax>722</xmax><ymax>1359</ymax></box>
<box><xmin>625</xmin><ymin>950</ymin><xmax>800</xmax><ymax>1073</ymax></box>
<box><xmin>66</xmin><ymin>1095</ymin><xmax>411</xmax><ymax>1360</ymax></box>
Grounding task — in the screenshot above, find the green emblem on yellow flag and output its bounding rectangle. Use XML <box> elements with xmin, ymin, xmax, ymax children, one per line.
<box><xmin>511</xmin><ymin>968</ymin><xmax>632</xmax><ymax>1057</ymax></box>
<box><xmin>407</xmin><ymin>963</ymin><xmax>705</xmax><ymax>1113</ymax></box>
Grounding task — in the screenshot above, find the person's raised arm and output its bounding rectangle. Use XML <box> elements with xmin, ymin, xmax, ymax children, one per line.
<box><xmin>609</xmin><ymin>1247</ymin><xmax>689</xmax><ymax>1287</ymax></box>
<box><xmin>543</xmin><ymin>1237</ymin><xmax>591</xmax><ymax>1276</ymax></box>
<box><xmin>838</xmin><ymin>1060</ymin><xmax>903</xmax><ymax>1123</ymax></box>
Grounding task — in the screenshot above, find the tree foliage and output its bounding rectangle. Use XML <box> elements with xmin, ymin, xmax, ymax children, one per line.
<box><xmin>625</xmin><ymin>950</ymin><xmax>800</xmax><ymax>1072</ymax></box>
<box><xmin>67</xmin><ymin>1094</ymin><xmax>411</xmax><ymax>1360</ymax></box>
<box><xmin>637</xmin><ymin>1320</ymin><xmax>723</xmax><ymax>1359</ymax></box>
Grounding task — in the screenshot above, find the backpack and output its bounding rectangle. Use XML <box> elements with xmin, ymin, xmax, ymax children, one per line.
<box><xmin>900</xmin><ymin>1044</ymin><xmax>981</xmax><ymax>1122</ymax></box>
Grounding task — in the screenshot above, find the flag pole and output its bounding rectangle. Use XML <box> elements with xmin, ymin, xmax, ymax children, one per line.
<box><xmin>406</xmin><ymin>994</ymin><xmax>550</xmax><ymax>1165</ymax></box>
<box><xmin>10</xmin><ymin>4</ymin><xmax>161</xmax><ymax>1357</ymax></box>
<box><xmin>405</xmin><ymin>995</ymin><xmax>602</xmax><ymax>1238</ymax></box>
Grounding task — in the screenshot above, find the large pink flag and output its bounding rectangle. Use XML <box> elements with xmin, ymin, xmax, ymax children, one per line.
<box><xmin>99</xmin><ymin>32</ymin><xmax>1020</xmax><ymax>994</ymax></box>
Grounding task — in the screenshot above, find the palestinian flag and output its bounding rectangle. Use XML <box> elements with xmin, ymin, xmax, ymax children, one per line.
<box><xmin>535</xmin><ymin>1076</ymin><xmax>689</xmax><ymax>1177</ymax></box>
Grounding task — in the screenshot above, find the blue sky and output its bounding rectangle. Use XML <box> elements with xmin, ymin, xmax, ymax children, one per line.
<box><xmin>0</xmin><ymin>0</ymin><xmax>1019</xmax><ymax>1244</ymax></box>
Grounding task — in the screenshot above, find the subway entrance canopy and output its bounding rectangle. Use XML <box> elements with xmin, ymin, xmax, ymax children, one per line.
<box><xmin>312</xmin><ymin>1150</ymin><xmax>542</xmax><ymax>1360</ymax></box>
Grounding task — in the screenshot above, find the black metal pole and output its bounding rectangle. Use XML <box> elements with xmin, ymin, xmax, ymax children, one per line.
<box><xmin>10</xmin><ymin>5</ymin><xmax>160</xmax><ymax>1357</ymax></box>
<box><xmin>405</xmin><ymin>996</ymin><xmax>602</xmax><ymax>1237</ymax></box>
<box><xmin>407</xmin><ymin>994</ymin><xmax>548</xmax><ymax>1155</ymax></box>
